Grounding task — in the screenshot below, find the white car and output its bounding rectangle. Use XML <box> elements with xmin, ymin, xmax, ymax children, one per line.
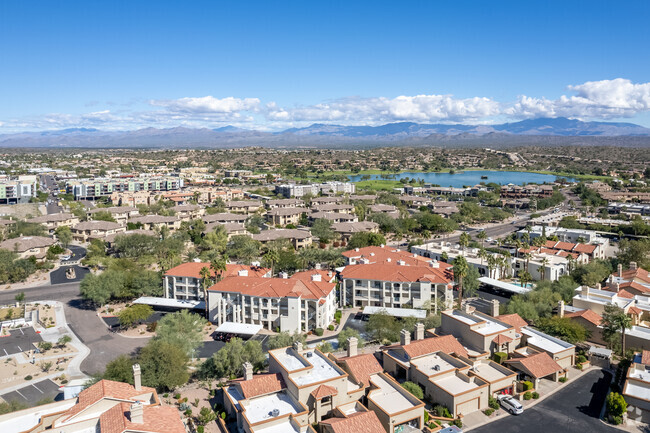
<box><xmin>498</xmin><ymin>394</ymin><xmax>523</xmax><ymax>415</ymax></box>
<box><xmin>60</xmin><ymin>255</ymin><xmax>71</xmax><ymax>261</ymax></box>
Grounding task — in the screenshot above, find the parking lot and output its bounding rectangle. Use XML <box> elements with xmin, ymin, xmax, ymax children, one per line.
<box><xmin>0</xmin><ymin>327</ymin><xmax>42</xmax><ymax>357</ymax></box>
<box><xmin>471</xmin><ymin>369</ymin><xmax>615</xmax><ymax>433</ymax></box>
<box><xmin>1</xmin><ymin>379</ymin><xmax>61</xmax><ymax>405</ymax></box>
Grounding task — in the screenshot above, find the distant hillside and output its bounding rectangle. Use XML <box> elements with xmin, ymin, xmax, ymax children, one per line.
<box><xmin>1</xmin><ymin>117</ymin><xmax>649</xmax><ymax>148</ymax></box>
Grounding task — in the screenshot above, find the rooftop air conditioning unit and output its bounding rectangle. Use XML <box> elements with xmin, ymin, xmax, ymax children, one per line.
<box><xmin>271</xmin><ymin>408</ymin><xmax>280</xmax><ymax>417</ymax></box>
<box><xmin>306</xmin><ymin>352</ymin><xmax>313</xmax><ymax>358</ymax></box>
<box><xmin>433</xmin><ymin>365</ymin><xmax>440</xmax><ymax>371</ymax></box>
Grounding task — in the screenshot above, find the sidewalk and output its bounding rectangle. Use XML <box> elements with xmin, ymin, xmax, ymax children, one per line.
<box><xmin>33</xmin><ymin>301</ymin><xmax>90</xmax><ymax>381</ymax></box>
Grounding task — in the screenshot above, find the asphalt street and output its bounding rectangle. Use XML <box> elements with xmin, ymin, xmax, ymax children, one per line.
<box><xmin>50</xmin><ymin>266</ymin><xmax>90</xmax><ymax>285</ymax></box>
<box><xmin>471</xmin><ymin>369</ymin><xmax>615</xmax><ymax>433</ymax></box>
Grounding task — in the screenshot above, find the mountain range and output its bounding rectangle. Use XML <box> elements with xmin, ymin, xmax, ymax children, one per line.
<box><xmin>1</xmin><ymin>117</ymin><xmax>649</xmax><ymax>149</ymax></box>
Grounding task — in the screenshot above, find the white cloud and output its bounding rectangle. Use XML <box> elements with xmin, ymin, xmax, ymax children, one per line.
<box><xmin>151</xmin><ymin>96</ymin><xmax>261</xmax><ymax>113</ymax></box>
<box><xmin>2</xmin><ymin>79</ymin><xmax>650</xmax><ymax>133</ymax></box>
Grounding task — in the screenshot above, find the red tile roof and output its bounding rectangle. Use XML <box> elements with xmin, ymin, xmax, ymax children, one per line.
<box><xmin>496</xmin><ymin>314</ymin><xmax>528</xmax><ymax>333</ymax></box>
<box><xmin>401</xmin><ymin>335</ymin><xmax>468</xmax><ymax>359</ymax></box>
<box><xmin>342</xmin><ymin>263</ymin><xmax>452</xmax><ymax>285</ymax></box>
<box><xmin>208</xmin><ymin>275</ymin><xmax>335</xmax><ymax>300</ymax></box>
<box><xmin>99</xmin><ymin>402</ymin><xmax>185</xmax><ymax>433</ymax></box>
<box><xmin>336</xmin><ymin>353</ymin><xmax>383</xmax><ymax>387</ymax></box>
<box><xmin>493</xmin><ymin>334</ymin><xmax>513</xmax><ymax>344</ymax></box>
<box><xmin>164</xmin><ymin>262</ymin><xmax>270</xmax><ymax>279</ymax></box>
<box><xmin>61</xmin><ymin>380</ymin><xmax>156</xmax><ymax>421</ymax></box>
<box><xmin>232</xmin><ymin>373</ymin><xmax>285</xmax><ymax>399</ymax></box>
<box><xmin>620</xmin><ymin>268</ymin><xmax>650</xmax><ymax>284</ymax></box>
<box><xmin>319</xmin><ymin>410</ymin><xmax>385</xmax><ymax>433</ymax></box>
<box><xmin>505</xmin><ymin>352</ymin><xmax>563</xmax><ymax>379</ymax></box>
<box><xmin>628</xmin><ymin>306</ymin><xmax>643</xmax><ymax>316</ymax></box>
<box><xmin>617</xmin><ymin>289</ymin><xmax>635</xmax><ymax>299</ymax></box>
<box><xmin>311</xmin><ymin>384</ymin><xmax>338</xmax><ymax>400</ymax></box>
<box><xmin>565</xmin><ymin>309</ymin><xmax>602</xmax><ymax>326</ymax></box>
<box><xmin>573</xmin><ymin>244</ymin><xmax>597</xmax><ymax>254</ymax></box>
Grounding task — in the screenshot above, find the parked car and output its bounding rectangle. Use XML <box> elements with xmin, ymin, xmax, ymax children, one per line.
<box><xmin>60</xmin><ymin>255</ymin><xmax>71</xmax><ymax>261</ymax></box>
<box><xmin>499</xmin><ymin>394</ymin><xmax>524</xmax><ymax>415</ymax></box>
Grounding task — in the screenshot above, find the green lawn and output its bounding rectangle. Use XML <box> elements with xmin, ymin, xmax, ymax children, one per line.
<box><xmin>354</xmin><ymin>180</ymin><xmax>403</xmax><ymax>191</ymax></box>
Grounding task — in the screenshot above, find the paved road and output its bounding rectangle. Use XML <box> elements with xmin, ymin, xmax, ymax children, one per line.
<box><xmin>50</xmin><ymin>266</ymin><xmax>90</xmax><ymax>285</ymax></box>
<box><xmin>472</xmin><ymin>369</ymin><xmax>615</xmax><ymax>433</ymax></box>
<box><xmin>0</xmin><ymin>283</ymin><xmax>148</xmax><ymax>376</ymax></box>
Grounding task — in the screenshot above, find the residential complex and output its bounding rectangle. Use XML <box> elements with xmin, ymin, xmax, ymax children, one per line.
<box><xmin>66</xmin><ymin>176</ymin><xmax>183</xmax><ymax>200</ymax></box>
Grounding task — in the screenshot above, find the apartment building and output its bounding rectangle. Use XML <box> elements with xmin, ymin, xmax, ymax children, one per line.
<box><xmin>164</xmin><ymin>262</ymin><xmax>270</xmax><ymax>301</ymax></box>
<box><xmin>310</xmin><ymin>212</ymin><xmax>358</xmax><ymax>224</ymax></box>
<box><xmin>207</xmin><ymin>270</ymin><xmax>336</xmax><ymax>332</ymax></box>
<box><xmin>26</xmin><ymin>212</ymin><xmax>80</xmax><ymax>233</ymax></box>
<box><xmin>252</xmin><ymin>229</ymin><xmax>313</xmax><ymax>249</ymax></box>
<box><xmin>412</xmin><ymin>242</ymin><xmax>511</xmax><ymax>280</ymax></box>
<box><xmin>512</xmin><ymin>253</ymin><xmax>569</xmax><ymax>281</ymax></box>
<box><xmin>275</xmin><ymin>182</ymin><xmax>355</xmax><ymax>198</ymax></box>
<box><xmin>312</xmin><ymin>204</ymin><xmax>354</xmax><ymax>214</ymax></box>
<box><xmin>203</xmin><ymin>212</ymin><xmax>248</xmax><ymax>225</ymax></box>
<box><xmin>87</xmin><ymin>206</ymin><xmax>139</xmax><ymax>225</ymax></box>
<box><xmin>340</xmin><ymin>262</ymin><xmax>453</xmax><ymax>310</ymax></box>
<box><xmin>500</xmin><ymin>184</ymin><xmax>554</xmax><ymax>199</ymax></box>
<box><xmin>368</xmin><ymin>204</ymin><xmax>400</xmax><ymax>218</ymax></box>
<box><xmin>267</xmin><ymin>208</ymin><xmax>304</xmax><ymax>226</ymax></box>
<box><xmin>0</xmin><ymin>235</ymin><xmax>56</xmax><ymax>259</ymax></box>
<box><xmin>72</xmin><ymin>221</ymin><xmax>126</xmax><ymax>242</ymax></box>
<box><xmin>0</xmin><ymin>175</ymin><xmax>37</xmax><ymax>204</ymax></box>
<box><xmin>204</xmin><ymin>222</ymin><xmax>249</xmax><ymax>239</ymax></box>
<box><xmin>171</xmin><ymin>204</ymin><xmax>204</xmax><ymax>220</ymax></box>
<box><xmin>66</xmin><ymin>176</ymin><xmax>183</xmax><ymax>200</ymax></box>
<box><xmin>0</xmin><ymin>366</ymin><xmax>185</xmax><ymax>433</ymax></box>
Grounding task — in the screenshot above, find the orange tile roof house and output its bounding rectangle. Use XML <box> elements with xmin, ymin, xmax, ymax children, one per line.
<box><xmin>622</xmin><ymin>350</ymin><xmax>650</xmax><ymax>420</ymax></box>
<box><xmin>340</xmin><ymin>260</ymin><xmax>453</xmax><ymax>311</ymax></box>
<box><xmin>207</xmin><ymin>271</ymin><xmax>336</xmax><ymax>333</ymax></box>
<box><xmin>505</xmin><ymin>351</ymin><xmax>566</xmax><ymax>386</ymax></box>
<box><xmin>163</xmin><ymin>262</ymin><xmax>270</xmax><ymax>301</ymax></box>
<box><xmin>0</xmin><ymin>365</ymin><xmax>185</xmax><ymax>433</ymax></box>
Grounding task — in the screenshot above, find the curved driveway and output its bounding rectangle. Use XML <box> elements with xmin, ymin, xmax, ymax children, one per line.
<box><xmin>0</xmin><ymin>281</ymin><xmax>149</xmax><ymax>375</ymax></box>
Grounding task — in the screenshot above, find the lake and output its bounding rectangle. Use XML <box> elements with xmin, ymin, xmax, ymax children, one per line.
<box><xmin>348</xmin><ymin>170</ymin><xmax>575</xmax><ymax>188</ymax></box>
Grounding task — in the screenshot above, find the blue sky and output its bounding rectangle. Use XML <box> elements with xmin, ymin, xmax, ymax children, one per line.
<box><xmin>1</xmin><ymin>0</ymin><xmax>649</xmax><ymax>131</ymax></box>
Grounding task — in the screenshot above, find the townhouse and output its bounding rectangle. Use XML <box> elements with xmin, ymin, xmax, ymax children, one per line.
<box><xmin>129</xmin><ymin>215</ymin><xmax>181</xmax><ymax>232</ymax></box>
<box><xmin>267</xmin><ymin>208</ymin><xmax>304</xmax><ymax>226</ymax></box>
<box><xmin>87</xmin><ymin>206</ymin><xmax>139</xmax><ymax>225</ymax></box>
<box><xmin>340</xmin><ymin>262</ymin><xmax>453</xmax><ymax>311</ymax></box>
<box><xmin>266</xmin><ymin>198</ymin><xmax>305</xmax><ymax>209</ymax></box>
<box><xmin>331</xmin><ymin>221</ymin><xmax>379</xmax><ymax>242</ymax></box>
<box><xmin>204</xmin><ymin>221</ymin><xmax>249</xmax><ymax>239</ymax></box>
<box><xmin>368</xmin><ymin>204</ymin><xmax>400</xmax><ymax>219</ymax></box>
<box><xmin>623</xmin><ymin>351</ymin><xmax>650</xmax><ymax>422</ymax></box>
<box><xmin>252</xmin><ymin>229</ymin><xmax>313</xmax><ymax>249</ymax></box>
<box><xmin>0</xmin><ymin>365</ymin><xmax>185</xmax><ymax>433</ymax></box>
<box><xmin>26</xmin><ymin>212</ymin><xmax>80</xmax><ymax>233</ymax></box>
<box><xmin>440</xmin><ymin>309</ymin><xmax>521</xmax><ymax>357</ymax></box>
<box><xmin>72</xmin><ymin>221</ymin><xmax>127</xmax><ymax>242</ymax></box>
<box><xmin>412</xmin><ymin>242</ymin><xmax>511</xmax><ymax>280</ymax></box>
<box><xmin>0</xmin><ymin>235</ymin><xmax>56</xmax><ymax>259</ymax></box>
<box><xmin>312</xmin><ymin>204</ymin><xmax>354</xmax><ymax>214</ymax></box>
<box><xmin>310</xmin><ymin>212</ymin><xmax>358</xmax><ymax>224</ymax></box>
<box><xmin>203</xmin><ymin>212</ymin><xmax>248</xmax><ymax>225</ymax></box>
<box><xmin>164</xmin><ymin>262</ymin><xmax>270</xmax><ymax>301</ymax></box>
<box><xmin>170</xmin><ymin>204</ymin><xmax>205</xmax><ymax>220</ymax></box>
<box><xmin>226</xmin><ymin>200</ymin><xmax>263</xmax><ymax>214</ymax></box>
<box><xmin>207</xmin><ymin>270</ymin><xmax>336</xmax><ymax>332</ymax></box>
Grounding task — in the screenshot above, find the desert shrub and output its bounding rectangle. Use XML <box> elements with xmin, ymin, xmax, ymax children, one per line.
<box><xmin>522</xmin><ymin>380</ymin><xmax>534</xmax><ymax>390</ymax></box>
<box><xmin>483</xmin><ymin>408</ymin><xmax>495</xmax><ymax>416</ymax></box>
<box><xmin>488</xmin><ymin>396</ymin><xmax>499</xmax><ymax>409</ymax></box>
<box><xmin>314</xmin><ymin>328</ymin><xmax>324</xmax><ymax>337</ymax></box>
<box><xmin>524</xmin><ymin>391</ymin><xmax>532</xmax><ymax>400</ymax></box>
<box><xmin>401</xmin><ymin>381</ymin><xmax>423</xmax><ymax>399</ymax></box>
<box><xmin>492</xmin><ymin>352</ymin><xmax>507</xmax><ymax>364</ymax></box>
<box><xmin>559</xmin><ymin>377</ymin><xmax>568</xmax><ymax>383</ymax></box>
<box><xmin>24</xmin><ymin>375</ymin><xmax>33</xmax><ymax>380</ymax></box>
<box><xmin>532</xmin><ymin>392</ymin><xmax>539</xmax><ymax>399</ymax></box>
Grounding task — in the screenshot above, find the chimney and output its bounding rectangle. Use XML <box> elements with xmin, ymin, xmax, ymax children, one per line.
<box><xmin>631</xmin><ymin>261</ymin><xmax>638</xmax><ymax>270</ymax></box>
<box><xmin>355</xmin><ymin>248</ymin><xmax>359</xmax><ymax>252</ymax></box>
<box><xmin>132</xmin><ymin>364</ymin><xmax>141</xmax><ymax>391</ymax></box>
<box><xmin>400</xmin><ymin>329</ymin><xmax>411</xmax><ymax>346</ymax></box>
<box><xmin>130</xmin><ymin>402</ymin><xmax>144</xmax><ymax>424</ymax></box>
<box><xmin>311</xmin><ymin>273</ymin><xmax>322</xmax><ymax>282</ymax></box>
<box><xmin>315</xmin><ymin>263</ymin><xmax>321</xmax><ymax>270</ymax></box>
<box><xmin>380</xmin><ymin>244</ymin><xmax>385</xmax><ymax>248</ymax></box>
<box><xmin>414</xmin><ymin>323</ymin><xmax>425</xmax><ymax>341</ymax></box>
<box><xmin>238</xmin><ymin>269</ymin><xmax>248</xmax><ymax>277</ymax></box>
<box><xmin>464</xmin><ymin>303</ymin><xmax>472</xmax><ymax>314</ymax></box>
<box><xmin>429</xmin><ymin>260</ymin><xmax>439</xmax><ymax>268</ymax></box>
<box><xmin>280</xmin><ymin>272</ymin><xmax>289</xmax><ymax>279</ymax></box>
<box><xmin>618</xmin><ymin>264</ymin><xmax>623</xmax><ymax>277</ymax></box>
<box><xmin>584</xmin><ymin>285</ymin><xmax>590</xmax><ymax>296</ymax></box>
<box><xmin>596</xmin><ymin>283</ymin><xmax>601</xmax><ymax>290</ymax></box>
<box><xmin>293</xmin><ymin>341</ymin><xmax>303</xmax><ymax>352</ymax></box>
<box><xmin>347</xmin><ymin>337</ymin><xmax>358</xmax><ymax>357</ymax></box>
<box><xmin>490</xmin><ymin>299</ymin><xmax>500</xmax><ymax>317</ymax></box>
<box><xmin>615</xmin><ymin>282</ymin><xmax>620</xmax><ymax>292</ymax></box>
<box><xmin>558</xmin><ymin>300</ymin><xmax>565</xmax><ymax>318</ymax></box>
<box><xmin>243</xmin><ymin>362</ymin><xmax>254</xmax><ymax>380</ymax></box>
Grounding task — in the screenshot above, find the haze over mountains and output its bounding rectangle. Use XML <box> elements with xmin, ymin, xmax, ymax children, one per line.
<box><xmin>1</xmin><ymin>117</ymin><xmax>649</xmax><ymax>149</ymax></box>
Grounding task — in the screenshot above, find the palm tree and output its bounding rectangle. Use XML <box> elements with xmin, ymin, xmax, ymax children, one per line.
<box><xmin>567</xmin><ymin>255</ymin><xmax>576</xmax><ymax>275</ymax></box>
<box><xmin>199</xmin><ymin>266</ymin><xmax>212</xmax><ymax>313</ymax></box>
<box><xmin>453</xmin><ymin>256</ymin><xmax>469</xmax><ymax>309</ymax></box>
<box><xmin>523</xmin><ymin>250</ymin><xmax>532</xmax><ymax>273</ymax></box>
<box><xmin>210</xmin><ymin>256</ymin><xmax>228</xmax><ymax>282</ymax></box>
<box><xmin>518</xmin><ymin>270</ymin><xmax>532</xmax><ymax>288</ymax></box>
<box><xmin>459</xmin><ymin>232</ymin><xmax>471</xmax><ymax>252</ymax></box>
<box><xmin>477</xmin><ymin>230</ymin><xmax>487</xmax><ymax>247</ymax></box>
<box><xmin>603</xmin><ymin>305</ymin><xmax>633</xmax><ymax>355</ymax></box>
<box><xmin>478</xmin><ymin>247</ymin><xmax>487</xmax><ymax>265</ymax></box>
<box><xmin>540</xmin><ymin>257</ymin><xmax>550</xmax><ymax>281</ymax></box>
<box><xmin>502</xmin><ymin>252</ymin><xmax>511</xmax><ymax>278</ymax></box>
<box><xmin>263</xmin><ymin>248</ymin><xmax>280</xmax><ymax>277</ymax></box>
<box><xmin>487</xmin><ymin>255</ymin><xmax>497</xmax><ymax>279</ymax></box>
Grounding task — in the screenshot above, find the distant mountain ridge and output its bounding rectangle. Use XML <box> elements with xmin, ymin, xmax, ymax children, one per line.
<box><xmin>1</xmin><ymin>117</ymin><xmax>649</xmax><ymax>148</ymax></box>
